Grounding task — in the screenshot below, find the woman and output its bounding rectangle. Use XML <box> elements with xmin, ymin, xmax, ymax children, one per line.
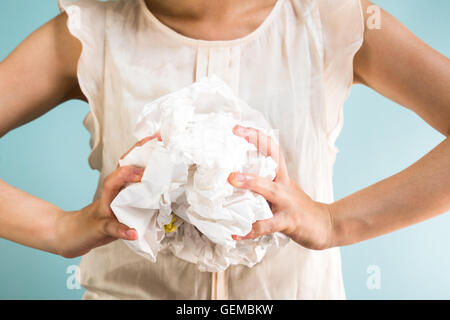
<box><xmin>0</xmin><ymin>0</ymin><xmax>449</xmax><ymax>299</ymax></box>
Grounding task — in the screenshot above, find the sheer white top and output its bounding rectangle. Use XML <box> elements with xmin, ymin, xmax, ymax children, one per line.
<box><xmin>58</xmin><ymin>0</ymin><xmax>364</xmax><ymax>299</ymax></box>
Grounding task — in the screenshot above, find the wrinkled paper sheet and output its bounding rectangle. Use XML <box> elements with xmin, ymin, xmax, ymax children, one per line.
<box><xmin>111</xmin><ymin>75</ymin><xmax>290</xmax><ymax>272</ymax></box>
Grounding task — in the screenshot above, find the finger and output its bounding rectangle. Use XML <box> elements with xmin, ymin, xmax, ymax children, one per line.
<box><xmin>118</xmin><ymin>132</ymin><xmax>162</xmax><ymax>165</ymax></box>
<box><xmin>228</xmin><ymin>172</ymin><xmax>284</xmax><ymax>204</ymax></box>
<box><xmin>101</xmin><ymin>219</ymin><xmax>138</xmax><ymax>240</ymax></box>
<box><xmin>232</xmin><ymin>125</ymin><xmax>288</xmax><ymax>182</ymax></box>
<box><xmin>233</xmin><ymin>125</ymin><xmax>280</xmax><ymax>161</ymax></box>
<box><xmin>232</xmin><ymin>214</ymin><xmax>288</xmax><ymax>241</ymax></box>
<box><xmin>102</xmin><ymin>166</ymin><xmax>144</xmax><ymax>205</ymax></box>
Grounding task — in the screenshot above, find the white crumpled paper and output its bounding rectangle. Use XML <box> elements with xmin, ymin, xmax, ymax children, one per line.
<box><xmin>110</xmin><ymin>75</ymin><xmax>290</xmax><ymax>272</ymax></box>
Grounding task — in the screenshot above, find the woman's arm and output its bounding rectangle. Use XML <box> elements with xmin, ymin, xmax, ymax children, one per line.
<box><xmin>0</xmin><ymin>13</ymin><xmax>141</xmax><ymax>257</ymax></box>
<box><xmin>0</xmin><ymin>13</ymin><xmax>81</xmax><ymax>253</ymax></box>
<box><xmin>0</xmin><ymin>13</ymin><xmax>84</xmax><ymax>138</ymax></box>
<box><xmin>330</xmin><ymin>137</ymin><xmax>450</xmax><ymax>247</ymax></box>
<box><xmin>354</xmin><ymin>0</ymin><xmax>450</xmax><ymax>136</ymax></box>
<box><xmin>329</xmin><ymin>0</ymin><xmax>450</xmax><ymax>246</ymax></box>
<box><xmin>229</xmin><ymin>1</ymin><xmax>450</xmax><ymax>249</ymax></box>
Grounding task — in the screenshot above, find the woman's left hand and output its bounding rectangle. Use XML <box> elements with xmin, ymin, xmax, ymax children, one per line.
<box><xmin>228</xmin><ymin>125</ymin><xmax>335</xmax><ymax>250</ymax></box>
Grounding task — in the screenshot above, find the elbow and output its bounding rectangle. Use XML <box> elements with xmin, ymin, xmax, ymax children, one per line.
<box><xmin>0</xmin><ymin>127</ymin><xmax>8</xmax><ymax>139</ymax></box>
<box><xmin>439</xmin><ymin>121</ymin><xmax>450</xmax><ymax>138</ymax></box>
<box><xmin>0</xmin><ymin>126</ymin><xmax>10</xmax><ymax>140</ymax></box>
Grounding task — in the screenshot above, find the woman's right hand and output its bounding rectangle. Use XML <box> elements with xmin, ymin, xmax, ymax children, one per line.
<box><xmin>54</xmin><ymin>134</ymin><xmax>160</xmax><ymax>258</ymax></box>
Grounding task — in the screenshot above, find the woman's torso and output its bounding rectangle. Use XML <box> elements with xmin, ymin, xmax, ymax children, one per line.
<box><xmin>58</xmin><ymin>0</ymin><xmax>364</xmax><ymax>299</ymax></box>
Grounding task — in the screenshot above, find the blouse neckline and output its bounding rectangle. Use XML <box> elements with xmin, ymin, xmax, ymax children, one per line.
<box><xmin>138</xmin><ymin>0</ymin><xmax>285</xmax><ymax>47</ymax></box>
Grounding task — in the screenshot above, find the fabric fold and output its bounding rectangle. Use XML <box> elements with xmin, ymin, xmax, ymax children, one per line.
<box><xmin>58</xmin><ymin>0</ymin><xmax>108</xmax><ymax>170</ymax></box>
<box><xmin>318</xmin><ymin>0</ymin><xmax>365</xmax><ymax>162</ymax></box>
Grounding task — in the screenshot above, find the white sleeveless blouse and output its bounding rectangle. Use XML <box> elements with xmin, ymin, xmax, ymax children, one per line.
<box><xmin>58</xmin><ymin>0</ymin><xmax>364</xmax><ymax>299</ymax></box>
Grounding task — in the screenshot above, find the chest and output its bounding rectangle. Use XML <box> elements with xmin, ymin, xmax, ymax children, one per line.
<box><xmin>100</xmin><ymin>0</ymin><xmax>329</xmax><ymax>170</ymax></box>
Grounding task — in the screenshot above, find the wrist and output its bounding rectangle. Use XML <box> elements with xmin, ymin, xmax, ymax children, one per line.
<box><xmin>51</xmin><ymin>209</ymin><xmax>77</xmax><ymax>257</ymax></box>
<box><xmin>287</xmin><ymin>179</ymin><xmax>338</xmax><ymax>250</ymax></box>
<box><xmin>324</xmin><ymin>202</ymin><xmax>343</xmax><ymax>249</ymax></box>
<box><xmin>318</xmin><ymin>202</ymin><xmax>338</xmax><ymax>250</ymax></box>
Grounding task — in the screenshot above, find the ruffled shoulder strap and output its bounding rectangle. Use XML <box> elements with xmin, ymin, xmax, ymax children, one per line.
<box><xmin>317</xmin><ymin>0</ymin><xmax>365</xmax><ymax>157</ymax></box>
<box><xmin>58</xmin><ymin>0</ymin><xmax>110</xmax><ymax>170</ymax></box>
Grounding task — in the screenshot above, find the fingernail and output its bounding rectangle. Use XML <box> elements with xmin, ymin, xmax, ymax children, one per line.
<box><xmin>126</xmin><ymin>229</ymin><xmax>136</xmax><ymax>240</ymax></box>
<box><xmin>233</xmin><ymin>124</ymin><xmax>247</xmax><ymax>135</ymax></box>
<box><xmin>232</xmin><ymin>235</ymin><xmax>242</xmax><ymax>241</ymax></box>
<box><xmin>231</xmin><ymin>173</ymin><xmax>247</xmax><ymax>186</ymax></box>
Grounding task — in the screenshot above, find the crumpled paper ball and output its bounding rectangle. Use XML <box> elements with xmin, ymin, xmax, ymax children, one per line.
<box><xmin>110</xmin><ymin>75</ymin><xmax>290</xmax><ymax>272</ymax></box>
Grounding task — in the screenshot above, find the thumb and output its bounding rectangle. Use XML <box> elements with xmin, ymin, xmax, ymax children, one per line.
<box><xmin>101</xmin><ymin>219</ymin><xmax>138</xmax><ymax>240</ymax></box>
<box><xmin>101</xmin><ymin>166</ymin><xmax>144</xmax><ymax>206</ymax></box>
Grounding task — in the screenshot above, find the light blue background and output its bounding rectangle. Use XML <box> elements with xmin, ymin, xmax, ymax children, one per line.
<box><xmin>0</xmin><ymin>0</ymin><xmax>449</xmax><ymax>299</ymax></box>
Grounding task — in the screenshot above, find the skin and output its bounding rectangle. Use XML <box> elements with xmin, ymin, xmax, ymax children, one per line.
<box><xmin>0</xmin><ymin>0</ymin><xmax>449</xmax><ymax>258</ymax></box>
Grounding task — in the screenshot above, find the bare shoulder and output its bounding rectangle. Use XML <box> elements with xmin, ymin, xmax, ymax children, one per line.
<box><xmin>352</xmin><ymin>0</ymin><xmax>450</xmax><ymax>136</ymax></box>
<box><xmin>0</xmin><ymin>12</ymin><xmax>85</xmax><ymax>138</ymax></box>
